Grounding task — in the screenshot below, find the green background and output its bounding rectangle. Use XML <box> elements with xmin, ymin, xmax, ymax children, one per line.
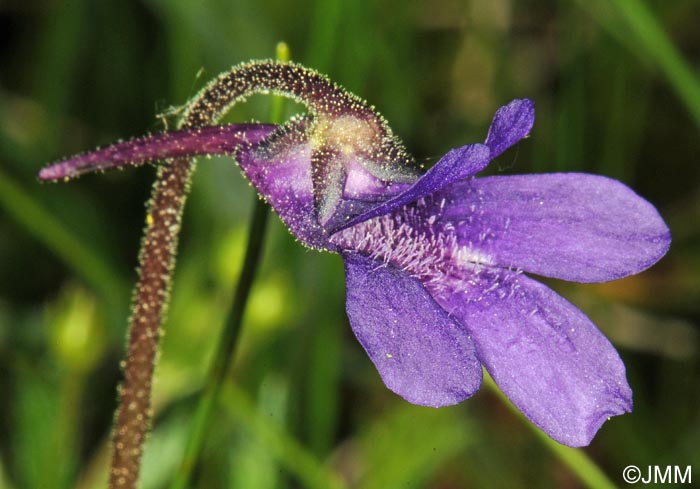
<box><xmin>0</xmin><ymin>0</ymin><xmax>698</xmax><ymax>487</ymax></box>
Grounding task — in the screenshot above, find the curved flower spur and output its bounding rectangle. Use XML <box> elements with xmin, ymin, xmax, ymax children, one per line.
<box><xmin>41</xmin><ymin>61</ymin><xmax>670</xmax><ymax>448</ymax></box>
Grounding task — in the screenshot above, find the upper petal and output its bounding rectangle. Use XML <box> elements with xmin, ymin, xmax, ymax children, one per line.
<box><xmin>343</xmin><ymin>251</ymin><xmax>482</xmax><ymax>407</ymax></box>
<box><xmin>334</xmin><ymin>98</ymin><xmax>535</xmax><ymax>233</ymax></box>
<box><xmin>430</xmin><ymin>271</ymin><xmax>632</xmax><ymax>447</ymax></box>
<box><xmin>434</xmin><ymin>173</ymin><xmax>671</xmax><ymax>282</ymax></box>
<box><xmin>336</xmin><ymin>144</ymin><xmax>490</xmax><ymax>232</ymax></box>
<box><xmin>484</xmin><ymin>99</ymin><xmax>535</xmax><ymax>158</ymax></box>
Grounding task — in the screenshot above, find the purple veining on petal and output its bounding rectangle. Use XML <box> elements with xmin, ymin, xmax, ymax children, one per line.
<box><xmin>430</xmin><ymin>173</ymin><xmax>671</xmax><ymax>282</ymax></box>
<box><xmin>343</xmin><ymin>251</ymin><xmax>482</xmax><ymax>407</ymax></box>
<box><xmin>430</xmin><ymin>272</ymin><xmax>632</xmax><ymax>447</ymax></box>
<box><xmin>484</xmin><ymin>98</ymin><xmax>535</xmax><ymax>158</ymax></box>
<box><xmin>39</xmin><ymin>123</ymin><xmax>277</xmax><ymax>181</ymax></box>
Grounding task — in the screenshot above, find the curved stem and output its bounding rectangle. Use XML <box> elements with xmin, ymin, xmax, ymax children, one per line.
<box><xmin>109</xmin><ymin>42</ymin><xmax>321</xmax><ymax>488</ymax></box>
<box><xmin>169</xmin><ymin>42</ymin><xmax>290</xmax><ymax>489</ymax></box>
<box><xmin>109</xmin><ymin>156</ymin><xmax>195</xmax><ymax>489</ymax></box>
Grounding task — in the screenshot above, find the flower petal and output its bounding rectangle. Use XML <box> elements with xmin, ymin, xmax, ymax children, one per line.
<box><xmin>484</xmin><ymin>99</ymin><xmax>534</xmax><ymax>158</ymax></box>
<box><xmin>39</xmin><ymin>123</ymin><xmax>276</xmax><ymax>181</ymax></box>
<box><xmin>435</xmin><ymin>173</ymin><xmax>671</xmax><ymax>282</ymax></box>
<box><xmin>431</xmin><ymin>271</ymin><xmax>632</xmax><ymax>447</ymax></box>
<box><xmin>343</xmin><ymin>252</ymin><xmax>482</xmax><ymax>407</ymax></box>
<box><xmin>333</xmin><ymin>98</ymin><xmax>533</xmax><ymax>232</ymax></box>
<box><xmin>335</xmin><ymin>144</ymin><xmax>490</xmax><ymax>232</ymax></box>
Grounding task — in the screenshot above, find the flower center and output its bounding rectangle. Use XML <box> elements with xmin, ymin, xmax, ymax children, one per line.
<box><xmin>331</xmin><ymin>196</ymin><xmax>496</xmax><ymax>297</ymax></box>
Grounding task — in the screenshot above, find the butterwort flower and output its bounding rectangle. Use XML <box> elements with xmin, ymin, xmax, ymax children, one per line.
<box><xmin>41</xmin><ymin>61</ymin><xmax>670</xmax><ymax>448</ymax></box>
<box><xmin>236</xmin><ymin>98</ymin><xmax>671</xmax><ymax>447</ymax></box>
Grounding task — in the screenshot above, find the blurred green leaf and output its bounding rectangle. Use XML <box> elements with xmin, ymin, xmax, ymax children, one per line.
<box><xmin>356</xmin><ymin>404</ymin><xmax>474</xmax><ymax>489</ymax></box>
<box><xmin>221</xmin><ymin>383</ymin><xmax>346</xmax><ymax>489</ymax></box>
<box><xmin>0</xmin><ymin>168</ymin><xmax>129</xmax><ymax>304</ymax></box>
<box><xmin>575</xmin><ymin>0</ymin><xmax>700</xmax><ymax>125</ymax></box>
<box><xmin>11</xmin><ymin>365</ymin><xmax>78</xmax><ymax>489</ymax></box>
<box><xmin>483</xmin><ymin>373</ymin><xmax>617</xmax><ymax>489</ymax></box>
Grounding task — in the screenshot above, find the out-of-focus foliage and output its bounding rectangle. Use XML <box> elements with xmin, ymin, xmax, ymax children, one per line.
<box><xmin>0</xmin><ymin>0</ymin><xmax>698</xmax><ymax>488</ymax></box>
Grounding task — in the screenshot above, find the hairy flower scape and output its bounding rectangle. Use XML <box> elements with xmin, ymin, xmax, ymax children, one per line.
<box><xmin>42</xmin><ymin>61</ymin><xmax>671</xmax><ymax>449</ymax></box>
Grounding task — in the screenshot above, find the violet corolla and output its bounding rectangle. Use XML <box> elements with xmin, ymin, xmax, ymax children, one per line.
<box><xmin>41</xmin><ymin>61</ymin><xmax>670</xmax><ymax>448</ymax></box>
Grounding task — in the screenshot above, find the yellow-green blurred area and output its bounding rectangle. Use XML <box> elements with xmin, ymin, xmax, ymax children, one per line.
<box><xmin>1</xmin><ymin>0</ymin><xmax>699</xmax><ymax>488</ymax></box>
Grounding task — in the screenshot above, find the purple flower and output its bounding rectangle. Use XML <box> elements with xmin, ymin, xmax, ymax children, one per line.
<box><xmin>41</xmin><ymin>85</ymin><xmax>670</xmax><ymax>447</ymax></box>
<box><xmin>234</xmin><ymin>98</ymin><xmax>670</xmax><ymax>446</ymax></box>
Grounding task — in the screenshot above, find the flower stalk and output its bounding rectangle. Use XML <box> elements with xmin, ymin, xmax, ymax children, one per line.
<box><xmin>108</xmin><ymin>49</ymin><xmax>298</xmax><ymax>489</ymax></box>
<box><xmin>170</xmin><ymin>43</ymin><xmax>290</xmax><ymax>489</ymax></box>
<box><xmin>108</xmin><ymin>154</ymin><xmax>195</xmax><ymax>488</ymax></box>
